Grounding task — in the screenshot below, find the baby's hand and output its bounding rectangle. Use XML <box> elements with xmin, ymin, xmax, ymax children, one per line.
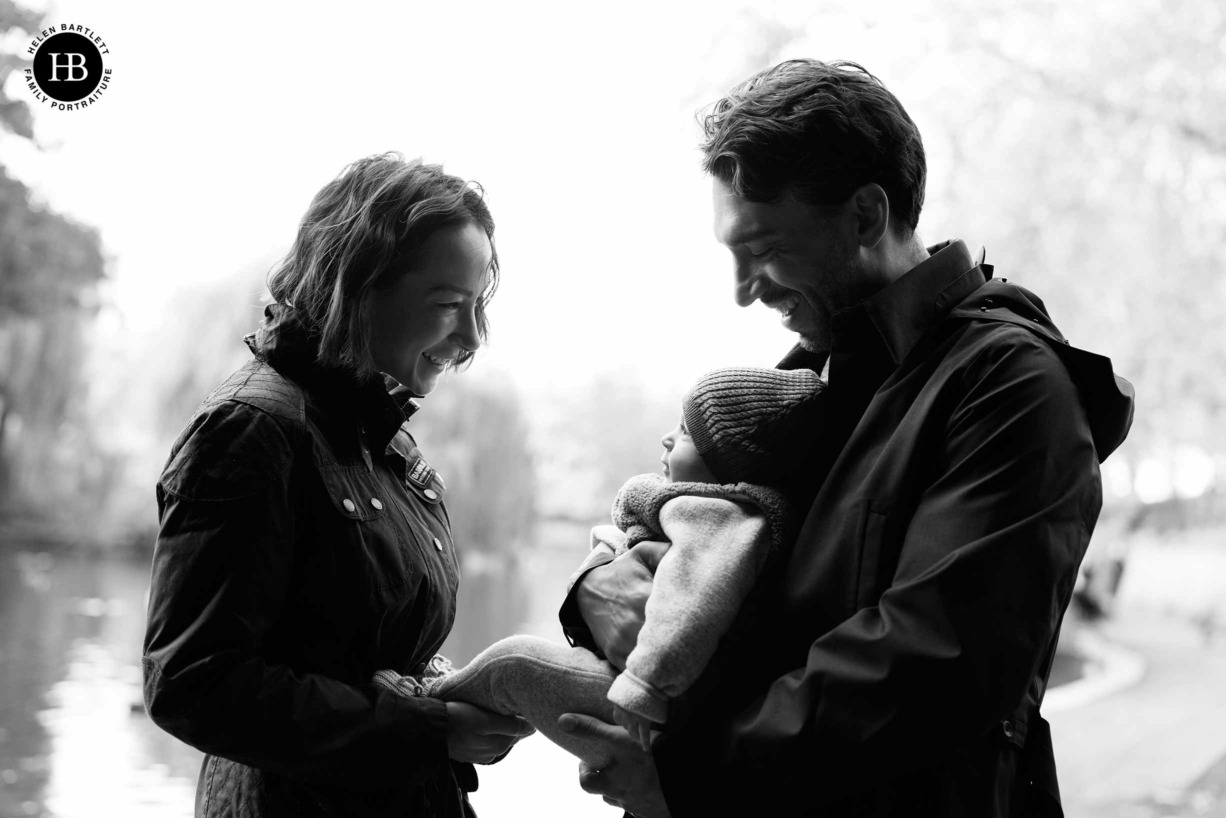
<box><xmin>611</xmin><ymin>704</ymin><xmax>657</xmax><ymax>752</ymax></box>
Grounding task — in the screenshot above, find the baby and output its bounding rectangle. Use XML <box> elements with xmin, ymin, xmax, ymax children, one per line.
<box><xmin>373</xmin><ymin>365</ymin><xmax>824</xmax><ymax>761</ymax></box>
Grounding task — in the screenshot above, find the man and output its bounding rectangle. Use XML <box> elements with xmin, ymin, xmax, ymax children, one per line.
<box><xmin>556</xmin><ymin>59</ymin><xmax>1134</xmax><ymax>816</ymax></box>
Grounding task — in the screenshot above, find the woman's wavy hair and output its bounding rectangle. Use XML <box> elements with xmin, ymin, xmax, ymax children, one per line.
<box><xmin>267</xmin><ymin>153</ymin><xmax>499</xmax><ymax>380</ymax></box>
<box><xmin>700</xmin><ymin>59</ymin><xmax>926</xmax><ymax>233</ymax></box>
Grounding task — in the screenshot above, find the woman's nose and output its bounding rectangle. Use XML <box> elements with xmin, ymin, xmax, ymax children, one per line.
<box><xmin>453</xmin><ymin>304</ymin><xmax>481</xmax><ymax>352</ymax></box>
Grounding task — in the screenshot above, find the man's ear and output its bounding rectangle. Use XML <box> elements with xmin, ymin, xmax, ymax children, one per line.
<box><xmin>849</xmin><ymin>183</ymin><xmax>890</xmax><ymax>249</ymax></box>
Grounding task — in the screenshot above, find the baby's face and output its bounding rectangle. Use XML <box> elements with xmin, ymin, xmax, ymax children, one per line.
<box><xmin>660</xmin><ymin>415</ymin><xmax>718</xmax><ymax>483</ymax></box>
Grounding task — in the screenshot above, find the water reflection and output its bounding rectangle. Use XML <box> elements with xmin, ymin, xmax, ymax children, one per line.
<box><xmin>0</xmin><ymin>545</ymin><xmax>202</xmax><ymax>817</ymax></box>
<box><xmin>0</xmin><ymin>523</ymin><xmax>610</xmax><ymax>817</ymax></box>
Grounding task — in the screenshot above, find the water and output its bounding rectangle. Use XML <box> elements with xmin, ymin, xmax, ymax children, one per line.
<box><xmin>0</xmin><ymin>525</ymin><xmax>617</xmax><ymax>818</ymax></box>
<box><xmin>0</xmin><ymin>545</ymin><xmax>203</xmax><ymax>817</ymax></box>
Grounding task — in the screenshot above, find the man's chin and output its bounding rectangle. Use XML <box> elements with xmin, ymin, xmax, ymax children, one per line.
<box><xmin>795</xmin><ymin>333</ymin><xmax>825</xmax><ymax>354</ymax></box>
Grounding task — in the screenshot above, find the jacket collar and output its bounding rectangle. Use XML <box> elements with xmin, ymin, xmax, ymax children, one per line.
<box><xmin>779</xmin><ymin>240</ymin><xmax>987</xmax><ymax>374</ymax></box>
<box><xmin>245</xmin><ymin>303</ymin><xmax>418</xmax><ymax>449</ymax></box>
<box><xmin>855</xmin><ymin>239</ymin><xmax>987</xmax><ymax>365</ymax></box>
<box><xmin>785</xmin><ymin>240</ymin><xmax>1134</xmax><ymax>464</ymax></box>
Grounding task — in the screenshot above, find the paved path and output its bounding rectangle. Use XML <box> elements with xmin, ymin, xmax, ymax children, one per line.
<box><xmin>1048</xmin><ymin>606</ymin><xmax>1226</xmax><ymax>817</ymax></box>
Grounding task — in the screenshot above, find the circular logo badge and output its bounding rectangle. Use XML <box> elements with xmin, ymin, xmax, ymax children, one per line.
<box><xmin>31</xmin><ymin>32</ymin><xmax>104</xmax><ymax>103</ymax></box>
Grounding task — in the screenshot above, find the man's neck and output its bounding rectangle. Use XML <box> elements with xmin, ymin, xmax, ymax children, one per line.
<box><xmin>882</xmin><ymin>231</ymin><xmax>930</xmax><ymax>285</ymax></box>
<box><xmin>848</xmin><ymin>231</ymin><xmax>930</xmax><ymax>306</ymax></box>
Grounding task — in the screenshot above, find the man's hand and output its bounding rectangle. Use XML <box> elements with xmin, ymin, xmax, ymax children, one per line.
<box><xmin>558</xmin><ymin>712</ymin><xmax>671</xmax><ymax>818</ymax></box>
<box><xmin>576</xmin><ymin>540</ymin><xmax>668</xmax><ymax>669</ymax></box>
<box><xmin>445</xmin><ymin>702</ymin><xmax>535</xmax><ymax>764</ymax></box>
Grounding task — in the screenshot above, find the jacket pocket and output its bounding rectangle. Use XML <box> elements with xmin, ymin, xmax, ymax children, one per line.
<box><xmin>317</xmin><ymin>465</ymin><xmax>414</xmax><ymax>590</ymax></box>
<box><xmin>851</xmin><ymin>501</ymin><xmax>890</xmax><ymax>611</ymax></box>
<box><xmin>319</xmin><ymin>465</ymin><xmax>390</xmax><ymax>522</ymax></box>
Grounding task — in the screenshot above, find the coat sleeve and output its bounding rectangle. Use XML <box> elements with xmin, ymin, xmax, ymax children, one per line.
<box><xmin>558</xmin><ymin>532</ymin><xmax>620</xmax><ymax>651</ymax></box>
<box><xmin>607</xmin><ymin>496</ymin><xmax>772</xmax><ymax>723</ymax></box>
<box><xmin>142</xmin><ymin>400</ymin><xmax>450</xmax><ymax>794</ymax></box>
<box><xmin>653</xmin><ymin>332</ymin><xmax>1104</xmax><ymax>814</ymax></box>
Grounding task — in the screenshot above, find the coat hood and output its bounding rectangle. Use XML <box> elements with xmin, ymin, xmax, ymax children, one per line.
<box><xmin>950</xmin><ymin>278</ymin><xmax>1134</xmax><ymax>463</ymax></box>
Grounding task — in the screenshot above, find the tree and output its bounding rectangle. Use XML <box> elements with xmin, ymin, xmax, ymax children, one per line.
<box><xmin>0</xmin><ymin>1</ymin><xmax>107</xmax><ymax>534</ymax></box>
<box><xmin>0</xmin><ymin>0</ymin><xmax>39</xmax><ymax>141</ymax></box>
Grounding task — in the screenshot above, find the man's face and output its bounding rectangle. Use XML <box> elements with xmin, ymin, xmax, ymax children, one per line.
<box><xmin>712</xmin><ymin>178</ymin><xmax>863</xmax><ymax>353</ymax></box>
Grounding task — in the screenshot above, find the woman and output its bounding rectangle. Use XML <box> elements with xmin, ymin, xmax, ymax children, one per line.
<box><xmin>142</xmin><ymin>153</ymin><xmax>533</xmax><ymax>817</ymax></box>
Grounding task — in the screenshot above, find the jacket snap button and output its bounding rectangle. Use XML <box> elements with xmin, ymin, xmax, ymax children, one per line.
<box><xmin>1002</xmin><ymin>720</ymin><xmax>1015</xmax><ymax>738</ymax></box>
<box><xmin>370</xmin><ymin>498</ymin><xmax>383</xmax><ymax>510</ymax></box>
<box><xmin>423</xmin><ymin>488</ymin><xmax>439</xmax><ymax>501</ymax></box>
<box><xmin>979</xmin><ymin>306</ymin><xmax>989</xmax><ymax>312</ymax></box>
<box><xmin>433</xmin><ymin>537</ymin><xmax>443</xmax><ymax>552</ymax></box>
<box><xmin>342</xmin><ymin>498</ymin><xmax>355</xmax><ymax>513</ymax></box>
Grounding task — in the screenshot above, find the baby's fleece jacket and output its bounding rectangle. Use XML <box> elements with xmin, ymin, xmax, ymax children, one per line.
<box><xmin>596</xmin><ymin>473</ymin><xmax>792</xmax><ymax>724</ymax></box>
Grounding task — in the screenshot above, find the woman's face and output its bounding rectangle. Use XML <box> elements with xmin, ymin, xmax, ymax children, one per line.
<box><xmin>368</xmin><ymin>221</ymin><xmax>492</xmax><ymax>396</ymax></box>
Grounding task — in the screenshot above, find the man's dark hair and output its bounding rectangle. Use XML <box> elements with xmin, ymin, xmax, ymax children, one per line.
<box><xmin>700</xmin><ymin>59</ymin><xmax>926</xmax><ymax>233</ymax></box>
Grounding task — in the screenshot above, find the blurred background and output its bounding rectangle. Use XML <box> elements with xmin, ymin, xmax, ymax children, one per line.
<box><xmin>0</xmin><ymin>0</ymin><xmax>1222</xmax><ymax>815</ymax></box>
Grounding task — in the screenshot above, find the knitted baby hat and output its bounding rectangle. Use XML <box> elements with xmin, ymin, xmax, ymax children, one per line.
<box><xmin>682</xmin><ymin>366</ymin><xmax>825</xmax><ymax>486</ymax></box>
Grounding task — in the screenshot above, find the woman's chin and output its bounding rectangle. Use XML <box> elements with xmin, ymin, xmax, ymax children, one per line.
<box><xmin>406</xmin><ymin>371</ymin><xmax>443</xmax><ymax>397</ymax></box>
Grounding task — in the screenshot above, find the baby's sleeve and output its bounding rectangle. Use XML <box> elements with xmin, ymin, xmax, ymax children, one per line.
<box><xmin>607</xmin><ymin>496</ymin><xmax>773</xmax><ymax>723</ymax></box>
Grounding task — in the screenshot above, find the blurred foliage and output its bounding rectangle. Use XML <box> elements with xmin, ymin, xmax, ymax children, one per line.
<box><xmin>935</xmin><ymin>0</ymin><xmax>1226</xmax><ymax>481</ymax></box>
<box><xmin>81</xmin><ymin>270</ymin><xmax>270</xmax><ymax>549</ymax></box>
<box><xmin>0</xmin><ymin>1</ymin><xmax>108</xmax><ymax>536</ymax></box>
<box><xmin>149</xmin><ymin>271</ymin><xmax>268</xmax><ymax>440</ymax></box>
<box><xmin>0</xmin><ymin>0</ymin><xmax>39</xmax><ymax>140</ymax></box>
<box><xmin>530</xmin><ymin>367</ymin><xmax>677</xmax><ymax>525</ymax></box>
<box><xmin>410</xmin><ymin>374</ymin><xmax>538</xmax><ymax>554</ymax></box>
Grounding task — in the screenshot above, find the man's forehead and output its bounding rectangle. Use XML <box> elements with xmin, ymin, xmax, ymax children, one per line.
<box><xmin>712</xmin><ymin>179</ymin><xmax>780</xmax><ymax>245</ymax></box>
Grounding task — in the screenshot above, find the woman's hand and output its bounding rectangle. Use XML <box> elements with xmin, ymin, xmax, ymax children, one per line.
<box><xmin>445</xmin><ymin>702</ymin><xmax>535</xmax><ymax>764</ymax></box>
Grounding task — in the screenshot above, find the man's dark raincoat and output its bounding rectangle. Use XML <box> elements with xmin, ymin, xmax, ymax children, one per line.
<box><xmin>565</xmin><ymin>240</ymin><xmax>1134</xmax><ymax>817</ymax></box>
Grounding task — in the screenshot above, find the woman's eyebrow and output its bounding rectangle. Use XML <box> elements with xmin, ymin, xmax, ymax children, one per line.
<box><xmin>428</xmin><ymin>284</ymin><xmax>474</xmax><ymax>296</ymax></box>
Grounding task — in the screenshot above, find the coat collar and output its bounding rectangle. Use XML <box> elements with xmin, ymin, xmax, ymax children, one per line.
<box><xmin>778</xmin><ymin>240</ymin><xmax>988</xmax><ymax>374</ymax></box>
<box><xmin>245</xmin><ymin>303</ymin><xmax>418</xmax><ymax>450</ymax></box>
<box><xmin>784</xmin><ymin>240</ymin><xmax>1134</xmax><ymax>464</ymax></box>
<box><xmin>856</xmin><ymin>239</ymin><xmax>988</xmax><ymax>365</ymax></box>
